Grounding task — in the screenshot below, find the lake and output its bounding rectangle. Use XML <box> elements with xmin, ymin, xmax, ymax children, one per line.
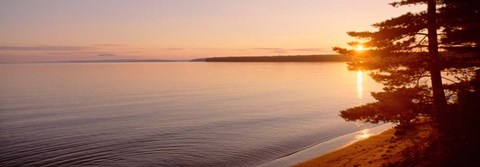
<box><xmin>0</xmin><ymin>62</ymin><xmax>383</xmax><ymax>166</ymax></box>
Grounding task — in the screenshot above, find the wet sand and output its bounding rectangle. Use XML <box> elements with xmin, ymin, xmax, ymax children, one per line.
<box><xmin>294</xmin><ymin>123</ymin><xmax>434</xmax><ymax>167</ymax></box>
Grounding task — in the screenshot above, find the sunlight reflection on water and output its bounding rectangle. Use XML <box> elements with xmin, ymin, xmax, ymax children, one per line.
<box><xmin>357</xmin><ymin>70</ymin><xmax>364</xmax><ymax>99</ymax></box>
<box><xmin>355</xmin><ymin>129</ymin><xmax>372</xmax><ymax>140</ymax></box>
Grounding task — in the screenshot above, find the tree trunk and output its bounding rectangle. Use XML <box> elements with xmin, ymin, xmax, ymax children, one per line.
<box><xmin>427</xmin><ymin>0</ymin><xmax>448</xmax><ymax>115</ymax></box>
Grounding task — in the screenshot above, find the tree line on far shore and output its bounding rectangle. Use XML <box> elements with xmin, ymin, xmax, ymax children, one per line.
<box><xmin>199</xmin><ymin>55</ymin><xmax>351</xmax><ymax>62</ymax></box>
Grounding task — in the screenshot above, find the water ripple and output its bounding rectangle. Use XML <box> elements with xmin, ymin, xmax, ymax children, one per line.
<box><xmin>0</xmin><ymin>63</ymin><xmax>382</xmax><ymax>166</ymax></box>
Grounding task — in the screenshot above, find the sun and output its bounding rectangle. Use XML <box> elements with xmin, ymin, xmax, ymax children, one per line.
<box><xmin>356</xmin><ymin>45</ymin><xmax>365</xmax><ymax>52</ymax></box>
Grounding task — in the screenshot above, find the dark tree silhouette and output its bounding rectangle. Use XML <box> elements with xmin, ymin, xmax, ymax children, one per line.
<box><xmin>332</xmin><ymin>1</ymin><xmax>480</xmax><ymax>165</ymax></box>
<box><xmin>426</xmin><ymin>0</ymin><xmax>448</xmax><ymax>115</ymax></box>
<box><xmin>334</xmin><ymin>0</ymin><xmax>480</xmax><ymax>127</ymax></box>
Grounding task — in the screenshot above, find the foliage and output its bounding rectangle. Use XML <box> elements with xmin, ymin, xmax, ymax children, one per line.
<box><xmin>340</xmin><ymin>87</ymin><xmax>431</xmax><ymax>125</ymax></box>
<box><xmin>440</xmin><ymin>0</ymin><xmax>480</xmax><ymax>49</ymax></box>
<box><xmin>414</xmin><ymin>70</ymin><xmax>480</xmax><ymax>166</ymax></box>
<box><xmin>334</xmin><ymin>0</ymin><xmax>480</xmax><ymax>127</ymax></box>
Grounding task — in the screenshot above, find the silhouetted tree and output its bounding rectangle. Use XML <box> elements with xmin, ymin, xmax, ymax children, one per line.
<box><xmin>334</xmin><ymin>0</ymin><xmax>480</xmax><ymax>127</ymax></box>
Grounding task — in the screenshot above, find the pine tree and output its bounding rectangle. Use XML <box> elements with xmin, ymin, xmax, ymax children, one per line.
<box><xmin>334</xmin><ymin>0</ymin><xmax>480</xmax><ymax>126</ymax></box>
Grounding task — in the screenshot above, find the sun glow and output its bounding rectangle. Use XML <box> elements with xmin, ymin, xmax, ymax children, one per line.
<box><xmin>356</xmin><ymin>45</ymin><xmax>365</xmax><ymax>52</ymax></box>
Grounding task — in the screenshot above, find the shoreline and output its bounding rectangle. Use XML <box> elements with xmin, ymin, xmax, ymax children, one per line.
<box><xmin>294</xmin><ymin>122</ymin><xmax>434</xmax><ymax>167</ymax></box>
<box><xmin>258</xmin><ymin>123</ymin><xmax>394</xmax><ymax>167</ymax></box>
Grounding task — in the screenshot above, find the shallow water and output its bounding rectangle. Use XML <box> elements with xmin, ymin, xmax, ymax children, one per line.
<box><xmin>0</xmin><ymin>62</ymin><xmax>382</xmax><ymax>166</ymax></box>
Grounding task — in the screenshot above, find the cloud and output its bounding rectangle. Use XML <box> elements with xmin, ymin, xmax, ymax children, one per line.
<box><xmin>166</xmin><ymin>48</ymin><xmax>186</xmax><ymax>51</ymax></box>
<box><xmin>47</xmin><ymin>51</ymin><xmax>99</xmax><ymax>55</ymax></box>
<box><xmin>97</xmin><ymin>53</ymin><xmax>118</xmax><ymax>57</ymax></box>
<box><xmin>272</xmin><ymin>50</ymin><xmax>287</xmax><ymax>53</ymax></box>
<box><xmin>252</xmin><ymin>48</ymin><xmax>284</xmax><ymax>51</ymax></box>
<box><xmin>290</xmin><ymin>48</ymin><xmax>329</xmax><ymax>52</ymax></box>
<box><xmin>0</xmin><ymin>45</ymin><xmax>92</xmax><ymax>51</ymax></box>
<box><xmin>250</xmin><ymin>47</ymin><xmax>329</xmax><ymax>53</ymax></box>
<box><xmin>252</xmin><ymin>48</ymin><xmax>287</xmax><ymax>53</ymax></box>
<box><xmin>93</xmin><ymin>44</ymin><xmax>127</xmax><ymax>47</ymax></box>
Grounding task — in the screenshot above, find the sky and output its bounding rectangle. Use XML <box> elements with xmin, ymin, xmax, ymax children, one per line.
<box><xmin>0</xmin><ymin>0</ymin><xmax>424</xmax><ymax>62</ymax></box>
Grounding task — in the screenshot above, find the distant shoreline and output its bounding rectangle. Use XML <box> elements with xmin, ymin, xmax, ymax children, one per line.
<box><xmin>196</xmin><ymin>54</ymin><xmax>350</xmax><ymax>62</ymax></box>
<box><xmin>0</xmin><ymin>59</ymin><xmax>189</xmax><ymax>64</ymax></box>
<box><xmin>0</xmin><ymin>55</ymin><xmax>351</xmax><ymax>64</ymax></box>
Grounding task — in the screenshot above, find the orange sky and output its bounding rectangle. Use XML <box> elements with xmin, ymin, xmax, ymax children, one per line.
<box><xmin>0</xmin><ymin>0</ymin><xmax>423</xmax><ymax>62</ymax></box>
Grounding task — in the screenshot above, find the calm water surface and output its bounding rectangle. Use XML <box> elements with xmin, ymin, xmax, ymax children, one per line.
<box><xmin>0</xmin><ymin>62</ymin><xmax>382</xmax><ymax>166</ymax></box>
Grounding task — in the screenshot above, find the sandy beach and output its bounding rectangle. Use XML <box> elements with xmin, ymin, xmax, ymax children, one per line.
<box><xmin>294</xmin><ymin>122</ymin><xmax>434</xmax><ymax>167</ymax></box>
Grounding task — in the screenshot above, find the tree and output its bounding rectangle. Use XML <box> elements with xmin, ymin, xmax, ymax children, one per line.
<box><xmin>334</xmin><ymin>0</ymin><xmax>480</xmax><ymax>127</ymax></box>
<box><xmin>333</xmin><ymin>1</ymin><xmax>480</xmax><ymax>165</ymax></box>
<box><xmin>426</xmin><ymin>0</ymin><xmax>448</xmax><ymax>115</ymax></box>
